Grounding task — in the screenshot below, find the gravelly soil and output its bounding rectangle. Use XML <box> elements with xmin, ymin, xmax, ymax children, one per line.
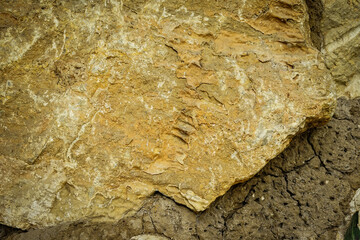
<box><xmin>2</xmin><ymin>97</ymin><xmax>360</xmax><ymax>240</ymax></box>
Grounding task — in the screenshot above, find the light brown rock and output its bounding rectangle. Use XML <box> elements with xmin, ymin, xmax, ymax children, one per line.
<box><xmin>0</xmin><ymin>0</ymin><xmax>335</xmax><ymax>229</ymax></box>
<box><xmin>350</xmin><ymin>188</ymin><xmax>360</xmax><ymax>213</ymax></box>
<box><xmin>130</xmin><ymin>235</ymin><xmax>170</xmax><ymax>240</ymax></box>
<box><xmin>319</xmin><ymin>0</ymin><xmax>360</xmax><ymax>97</ymax></box>
<box><xmin>349</xmin><ymin>189</ymin><xmax>360</xmax><ymax>234</ymax></box>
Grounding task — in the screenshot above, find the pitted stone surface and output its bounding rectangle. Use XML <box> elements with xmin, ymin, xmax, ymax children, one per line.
<box><xmin>0</xmin><ymin>0</ymin><xmax>335</xmax><ymax>229</ymax></box>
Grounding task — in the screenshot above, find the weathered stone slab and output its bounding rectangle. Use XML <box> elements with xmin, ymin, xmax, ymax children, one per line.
<box><xmin>319</xmin><ymin>0</ymin><xmax>360</xmax><ymax>97</ymax></box>
<box><xmin>0</xmin><ymin>0</ymin><xmax>335</xmax><ymax>229</ymax></box>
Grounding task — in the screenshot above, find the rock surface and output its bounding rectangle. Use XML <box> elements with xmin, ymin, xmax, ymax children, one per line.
<box><xmin>350</xmin><ymin>188</ymin><xmax>360</xmax><ymax>232</ymax></box>
<box><xmin>130</xmin><ymin>234</ymin><xmax>170</xmax><ymax>240</ymax></box>
<box><xmin>0</xmin><ymin>0</ymin><xmax>335</xmax><ymax>229</ymax></box>
<box><xmin>3</xmin><ymin>97</ymin><xmax>359</xmax><ymax>240</ymax></box>
<box><xmin>350</xmin><ymin>189</ymin><xmax>360</xmax><ymax>213</ymax></box>
<box><xmin>317</xmin><ymin>0</ymin><xmax>360</xmax><ymax>97</ymax></box>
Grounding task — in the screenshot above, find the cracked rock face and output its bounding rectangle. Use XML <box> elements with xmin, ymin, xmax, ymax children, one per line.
<box><xmin>0</xmin><ymin>0</ymin><xmax>335</xmax><ymax>229</ymax></box>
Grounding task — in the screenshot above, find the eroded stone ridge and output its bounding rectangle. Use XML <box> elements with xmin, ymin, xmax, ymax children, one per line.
<box><xmin>0</xmin><ymin>0</ymin><xmax>335</xmax><ymax>229</ymax></box>
<box><xmin>320</xmin><ymin>0</ymin><xmax>360</xmax><ymax>97</ymax></box>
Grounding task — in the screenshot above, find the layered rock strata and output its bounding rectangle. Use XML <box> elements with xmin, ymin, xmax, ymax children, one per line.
<box><xmin>0</xmin><ymin>0</ymin><xmax>335</xmax><ymax>229</ymax></box>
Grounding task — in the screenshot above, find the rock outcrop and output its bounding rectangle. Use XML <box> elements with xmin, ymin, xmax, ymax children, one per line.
<box><xmin>0</xmin><ymin>0</ymin><xmax>335</xmax><ymax>229</ymax></box>
<box><xmin>317</xmin><ymin>0</ymin><xmax>360</xmax><ymax>97</ymax></box>
<box><xmin>3</xmin><ymin>97</ymin><xmax>359</xmax><ymax>240</ymax></box>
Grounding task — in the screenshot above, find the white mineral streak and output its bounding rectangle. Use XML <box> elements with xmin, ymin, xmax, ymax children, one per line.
<box><xmin>320</xmin><ymin>0</ymin><xmax>360</xmax><ymax>97</ymax></box>
<box><xmin>350</xmin><ymin>188</ymin><xmax>360</xmax><ymax>213</ymax></box>
<box><xmin>349</xmin><ymin>188</ymin><xmax>360</xmax><ymax>230</ymax></box>
<box><xmin>130</xmin><ymin>235</ymin><xmax>170</xmax><ymax>240</ymax></box>
<box><xmin>324</xmin><ymin>24</ymin><xmax>360</xmax><ymax>53</ymax></box>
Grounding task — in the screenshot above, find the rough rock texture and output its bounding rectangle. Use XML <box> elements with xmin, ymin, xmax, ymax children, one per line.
<box><xmin>130</xmin><ymin>235</ymin><xmax>170</xmax><ymax>240</ymax></box>
<box><xmin>350</xmin><ymin>189</ymin><xmax>360</xmax><ymax>230</ymax></box>
<box><xmin>0</xmin><ymin>0</ymin><xmax>335</xmax><ymax>229</ymax></box>
<box><xmin>317</xmin><ymin>0</ymin><xmax>360</xmax><ymax>97</ymax></box>
<box><xmin>350</xmin><ymin>189</ymin><xmax>360</xmax><ymax>213</ymax></box>
<box><xmin>3</xmin><ymin>97</ymin><xmax>359</xmax><ymax>240</ymax></box>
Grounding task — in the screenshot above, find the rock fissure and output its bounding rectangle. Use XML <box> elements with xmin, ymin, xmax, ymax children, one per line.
<box><xmin>283</xmin><ymin>173</ymin><xmax>304</xmax><ymax>221</ymax></box>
